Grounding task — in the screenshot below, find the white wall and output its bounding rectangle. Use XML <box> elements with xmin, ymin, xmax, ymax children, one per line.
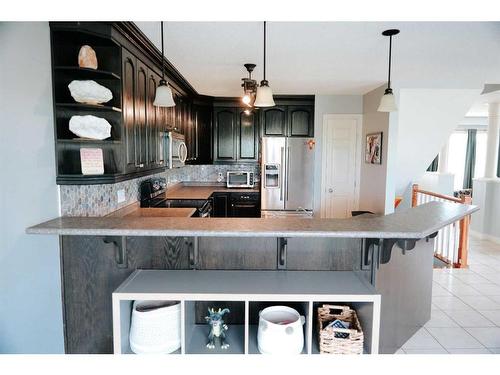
<box><xmin>313</xmin><ymin>95</ymin><xmax>363</xmax><ymax>214</ymax></box>
<box><xmin>358</xmin><ymin>86</ymin><xmax>394</xmax><ymax>214</ymax></box>
<box><xmin>394</xmin><ymin>89</ymin><xmax>480</xmax><ymax>197</ymax></box>
<box><xmin>0</xmin><ymin>22</ymin><xmax>64</xmax><ymax>353</ymax></box>
<box><xmin>470</xmin><ymin>178</ymin><xmax>500</xmax><ymax>243</ymax></box>
<box><xmin>417</xmin><ymin>172</ymin><xmax>455</xmax><ymax>196</ymax></box>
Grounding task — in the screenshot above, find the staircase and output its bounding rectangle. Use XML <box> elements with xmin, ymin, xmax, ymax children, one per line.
<box><xmin>411</xmin><ymin>184</ymin><xmax>472</xmax><ymax>268</ymax></box>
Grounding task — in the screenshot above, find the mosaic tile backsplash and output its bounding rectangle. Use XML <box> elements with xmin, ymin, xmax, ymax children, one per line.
<box><xmin>60</xmin><ymin>164</ymin><xmax>260</xmax><ymax>216</ymax></box>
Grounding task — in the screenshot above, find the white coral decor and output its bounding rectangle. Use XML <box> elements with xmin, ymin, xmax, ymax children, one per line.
<box><xmin>68</xmin><ymin>80</ymin><xmax>113</xmax><ymax>105</ymax></box>
<box><xmin>69</xmin><ymin>115</ymin><xmax>112</xmax><ymax>140</ymax></box>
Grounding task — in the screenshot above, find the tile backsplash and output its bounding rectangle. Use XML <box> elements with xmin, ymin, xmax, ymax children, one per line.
<box><xmin>60</xmin><ymin>164</ymin><xmax>259</xmax><ymax>216</ymax></box>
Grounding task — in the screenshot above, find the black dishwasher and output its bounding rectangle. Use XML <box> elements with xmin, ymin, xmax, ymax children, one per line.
<box><xmin>229</xmin><ymin>192</ymin><xmax>260</xmax><ymax>218</ymax></box>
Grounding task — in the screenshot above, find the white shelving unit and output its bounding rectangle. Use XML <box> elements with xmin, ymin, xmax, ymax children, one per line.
<box><xmin>112</xmin><ymin>270</ymin><xmax>381</xmax><ymax>355</ymax></box>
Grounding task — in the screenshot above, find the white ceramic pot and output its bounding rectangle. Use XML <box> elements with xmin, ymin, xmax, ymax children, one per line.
<box><xmin>129</xmin><ymin>300</ymin><xmax>181</xmax><ymax>354</ymax></box>
<box><xmin>257</xmin><ymin>306</ymin><xmax>305</xmax><ymax>354</ymax></box>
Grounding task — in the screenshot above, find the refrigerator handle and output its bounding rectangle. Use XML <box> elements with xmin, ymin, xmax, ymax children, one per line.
<box><xmin>286</xmin><ymin>146</ymin><xmax>290</xmax><ymax>201</ymax></box>
<box><xmin>280</xmin><ymin>146</ymin><xmax>285</xmax><ymax>201</ymax></box>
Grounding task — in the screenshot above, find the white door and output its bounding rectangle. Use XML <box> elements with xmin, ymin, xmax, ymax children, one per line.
<box><xmin>320</xmin><ymin>114</ymin><xmax>361</xmax><ymax>218</ymax></box>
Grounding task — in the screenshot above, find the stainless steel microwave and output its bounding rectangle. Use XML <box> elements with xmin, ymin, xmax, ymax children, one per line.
<box><xmin>227</xmin><ymin>171</ymin><xmax>255</xmax><ymax>188</ymax></box>
<box><xmin>163</xmin><ymin>131</ymin><xmax>187</xmax><ymax>169</ymax></box>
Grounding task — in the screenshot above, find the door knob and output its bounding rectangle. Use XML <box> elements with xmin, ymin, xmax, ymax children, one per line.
<box><xmin>328</xmin><ymin>188</ymin><xmax>333</xmax><ymax>193</ymax></box>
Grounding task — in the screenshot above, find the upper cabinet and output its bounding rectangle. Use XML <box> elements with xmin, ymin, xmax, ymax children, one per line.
<box><xmin>288</xmin><ymin>105</ymin><xmax>314</xmax><ymax>137</ymax></box>
<box><xmin>213</xmin><ymin>107</ymin><xmax>259</xmax><ymax>164</ymax></box>
<box><xmin>238</xmin><ymin>109</ymin><xmax>258</xmax><ymax>161</ymax></box>
<box><xmin>261</xmin><ymin>106</ymin><xmax>287</xmax><ymax>136</ymax></box>
<box><xmin>214</xmin><ymin>108</ymin><xmax>237</xmax><ymax>162</ymax></box>
<box><xmin>49</xmin><ymin>23</ymin><xmax>313</xmax><ymax>184</ymax></box>
<box><xmin>261</xmin><ymin>100</ymin><xmax>314</xmax><ymax>138</ymax></box>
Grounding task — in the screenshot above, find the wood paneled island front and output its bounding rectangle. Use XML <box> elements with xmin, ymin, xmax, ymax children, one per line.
<box><xmin>27</xmin><ymin>201</ymin><xmax>477</xmax><ymax>354</ymax></box>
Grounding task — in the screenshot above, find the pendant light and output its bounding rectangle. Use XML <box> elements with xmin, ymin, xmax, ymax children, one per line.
<box><xmin>254</xmin><ymin>21</ymin><xmax>275</xmax><ymax>107</ymax></box>
<box><xmin>378</xmin><ymin>29</ymin><xmax>400</xmax><ymax>112</ymax></box>
<box><xmin>154</xmin><ymin>21</ymin><xmax>175</xmax><ymax>107</ymax></box>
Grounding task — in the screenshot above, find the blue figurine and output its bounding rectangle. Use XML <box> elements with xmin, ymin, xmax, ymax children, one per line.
<box><xmin>205</xmin><ymin>307</ymin><xmax>230</xmax><ymax>349</ymax></box>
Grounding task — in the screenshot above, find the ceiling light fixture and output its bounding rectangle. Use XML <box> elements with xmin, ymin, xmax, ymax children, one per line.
<box><xmin>378</xmin><ymin>29</ymin><xmax>400</xmax><ymax>113</ymax></box>
<box><xmin>254</xmin><ymin>21</ymin><xmax>275</xmax><ymax>108</ymax></box>
<box><xmin>153</xmin><ymin>21</ymin><xmax>175</xmax><ymax>107</ymax></box>
<box><xmin>241</xmin><ymin>63</ymin><xmax>257</xmax><ymax>107</ymax></box>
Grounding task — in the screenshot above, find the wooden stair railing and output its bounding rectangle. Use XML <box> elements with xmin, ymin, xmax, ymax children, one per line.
<box><xmin>411</xmin><ymin>184</ymin><xmax>472</xmax><ymax>268</ymax></box>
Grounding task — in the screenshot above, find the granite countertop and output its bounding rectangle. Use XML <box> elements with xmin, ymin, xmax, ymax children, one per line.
<box><xmin>165</xmin><ymin>182</ymin><xmax>260</xmax><ymax>200</ymax></box>
<box><xmin>106</xmin><ymin>203</ymin><xmax>196</xmax><ymax>218</ymax></box>
<box><xmin>26</xmin><ymin>201</ymin><xmax>478</xmax><ymax>239</ymax></box>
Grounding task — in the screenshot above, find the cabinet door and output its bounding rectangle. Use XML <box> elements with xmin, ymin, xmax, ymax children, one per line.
<box><xmin>288</xmin><ymin>105</ymin><xmax>314</xmax><ymax>137</ymax></box>
<box><xmin>135</xmin><ymin>60</ymin><xmax>148</xmax><ymax>169</ymax></box>
<box><xmin>214</xmin><ymin>108</ymin><xmax>236</xmax><ymax>162</ymax></box>
<box><xmin>261</xmin><ymin>106</ymin><xmax>287</xmax><ymax>137</ymax></box>
<box><xmin>122</xmin><ymin>49</ymin><xmax>137</xmax><ymax>173</ymax></box>
<box><xmin>194</xmin><ymin>105</ymin><xmax>212</xmax><ymax>164</ymax></box>
<box><xmin>146</xmin><ymin>71</ymin><xmax>159</xmax><ymax>168</ymax></box>
<box><xmin>212</xmin><ymin>193</ymin><xmax>229</xmax><ymax>217</ymax></box>
<box><xmin>185</xmin><ymin>100</ymin><xmax>197</xmax><ymax>163</ymax></box>
<box><xmin>238</xmin><ymin>109</ymin><xmax>258</xmax><ymax>161</ymax></box>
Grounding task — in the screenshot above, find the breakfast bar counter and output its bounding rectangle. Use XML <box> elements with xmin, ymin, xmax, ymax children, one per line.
<box><xmin>27</xmin><ymin>201</ymin><xmax>476</xmax><ymax>238</ymax></box>
<box><xmin>26</xmin><ymin>201</ymin><xmax>477</xmax><ymax>355</ymax></box>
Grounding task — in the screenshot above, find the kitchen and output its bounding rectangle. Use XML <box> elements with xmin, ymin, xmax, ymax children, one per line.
<box><xmin>3</xmin><ymin>12</ymin><xmax>497</xmax><ymax>367</ymax></box>
<box><xmin>24</xmin><ymin>21</ymin><xmax>474</xmax><ymax>355</ymax></box>
<box><xmin>52</xmin><ymin>22</ymin><xmax>315</xmax><ymax>221</ymax></box>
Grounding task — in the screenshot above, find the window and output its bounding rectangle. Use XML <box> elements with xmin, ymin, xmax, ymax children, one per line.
<box><xmin>448</xmin><ymin>131</ymin><xmax>467</xmax><ymax>191</ymax></box>
<box><xmin>447</xmin><ymin>129</ymin><xmax>487</xmax><ymax>191</ymax></box>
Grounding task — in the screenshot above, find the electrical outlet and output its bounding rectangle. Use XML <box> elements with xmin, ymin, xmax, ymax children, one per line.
<box><xmin>217</xmin><ymin>172</ymin><xmax>223</xmax><ymax>182</ymax></box>
<box><xmin>117</xmin><ymin>189</ymin><xmax>126</xmax><ymax>203</ymax></box>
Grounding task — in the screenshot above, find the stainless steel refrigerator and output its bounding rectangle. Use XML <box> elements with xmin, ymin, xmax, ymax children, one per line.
<box><xmin>261</xmin><ymin>137</ymin><xmax>314</xmax><ymax>217</ymax></box>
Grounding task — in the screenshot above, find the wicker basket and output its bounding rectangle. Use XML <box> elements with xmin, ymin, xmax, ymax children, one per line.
<box><xmin>317</xmin><ymin>304</ymin><xmax>364</xmax><ymax>354</ymax></box>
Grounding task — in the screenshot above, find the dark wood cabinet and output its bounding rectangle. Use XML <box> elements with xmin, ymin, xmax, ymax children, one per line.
<box><xmin>192</xmin><ymin>104</ymin><xmax>213</xmax><ymax>164</ymax></box>
<box><xmin>214</xmin><ymin>108</ymin><xmax>237</xmax><ymax>162</ymax></box>
<box><xmin>213</xmin><ymin>107</ymin><xmax>259</xmax><ymax>163</ymax></box>
<box><xmin>261</xmin><ymin>106</ymin><xmax>287</xmax><ymax>136</ymax></box>
<box><xmin>288</xmin><ymin>105</ymin><xmax>314</xmax><ymax>137</ymax></box>
<box><xmin>238</xmin><ymin>109</ymin><xmax>258</xmax><ymax>161</ymax></box>
<box><xmin>122</xmin><ymin>50</ymin><xmax>165</xmax><ymax>173</ymax></box>
<box><xmin>261</xmin><ymin>102</ymin><xmax>314</xmax><ymax>137</ymax></box>
<box><xmin>50</xmin><ymin>24</ymin><xmax>314</xmax><ymax>184</ymax></box>
<box><xmin>212</xmin><ymin>192</ymin><xmax>229</xmax><ymax>217</ymax></box>
<box><xmin>122</xmin><ymin>49</ymin><xmax>137</xmax><ymax>173</ymax></box>
<box><xmin>135</xmin><ymin>60</ymin><xmax>148</xmax><ymax>169</ymax></box>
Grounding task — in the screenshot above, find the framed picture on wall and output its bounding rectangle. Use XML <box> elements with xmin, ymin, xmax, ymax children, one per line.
<box><xmin>365</xmin><ymin>132</ymin><xmax>383</xmax><ymax>164</ymax></box>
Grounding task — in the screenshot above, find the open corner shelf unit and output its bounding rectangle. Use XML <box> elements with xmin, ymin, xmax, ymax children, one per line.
<box><xmin>112</xmin><ymin>270</ymin><xmax>381</xmax><ymax>355</ymax></box>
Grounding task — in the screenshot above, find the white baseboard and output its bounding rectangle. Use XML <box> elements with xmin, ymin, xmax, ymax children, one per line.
<box><xmin>470</xmin><ymin>230</ymin><xmax>500</xmax><ymax>245</ymax></box>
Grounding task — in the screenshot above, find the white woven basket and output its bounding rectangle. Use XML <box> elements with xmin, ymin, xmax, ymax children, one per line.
<box><xmin>129</xmin><ymin>300</ymin><xmax>181</xmax><ymax>354</ymax></box>
<box><xmin>317</xmin><ymin>304</ymin><xmax>364</xmax><ymax>355</ymax></box>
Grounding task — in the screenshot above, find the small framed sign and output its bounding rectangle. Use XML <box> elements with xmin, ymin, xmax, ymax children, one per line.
<box><xmin>80</xmin><ymin>148</ymin><xmax>104</xmax><ymax>175</ymax></box>
<box><xmin>365</xmin><ymin>132</ymin><xmax>383</xmax><ymax>164</ymax></box>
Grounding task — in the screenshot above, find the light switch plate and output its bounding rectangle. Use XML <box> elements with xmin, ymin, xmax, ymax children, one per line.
<box><xmin>117</xmin><ymin>189</ymin><xmax>126</xmax><ymax>203</ymax></box>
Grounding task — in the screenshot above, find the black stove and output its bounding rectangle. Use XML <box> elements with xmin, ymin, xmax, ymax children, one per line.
<box><xmin>139</xmin><ymin>178</ymin><xmax>212</xmax><ymax>217</ymax></box>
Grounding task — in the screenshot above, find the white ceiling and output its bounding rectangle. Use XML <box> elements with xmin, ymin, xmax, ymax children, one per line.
<box><xmin>136</xmin><ymin>22</ymin><xmax>500</xmax><ymax>97</ymax></box>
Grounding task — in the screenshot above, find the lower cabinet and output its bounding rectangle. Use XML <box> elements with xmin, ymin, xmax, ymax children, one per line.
<box><xmin>212</xmin><ymin>192</ymin><xmax>229</xmax><ymax>217</ymax></box>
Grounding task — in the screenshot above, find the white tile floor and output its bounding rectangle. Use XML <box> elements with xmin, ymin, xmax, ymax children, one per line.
<box><xmin>397</xmin><ymin>236</ymin><xmax>500</xmax><ymax>354</ymax></box>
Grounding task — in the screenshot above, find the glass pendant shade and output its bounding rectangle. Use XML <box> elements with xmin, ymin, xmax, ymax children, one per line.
<box><xmin>254</xmin><ymin>81</ymin><xmax>275</xmax><ymax>107</ymax></box>
<box><xmin>153</xmin><ymin>80</ymin><xmax>175</xmax><ymax>107</ymax></box>
<box><xmin>378</xmin><ymin>88</ymin><xmax>397</xmax><ymax>112</ymax></box>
